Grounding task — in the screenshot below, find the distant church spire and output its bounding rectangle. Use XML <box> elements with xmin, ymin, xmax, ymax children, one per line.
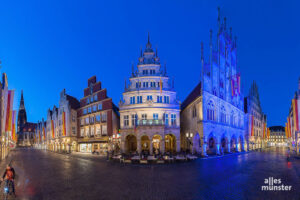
<box><xmin>17</xmin><ymin>90</ymin><xmax>27</xmax><ymax>132</ymax></box>
<box><xmin>20</xmin><ymin>90</ymin><xmax>25</xmax><ymax>110</ymax></box>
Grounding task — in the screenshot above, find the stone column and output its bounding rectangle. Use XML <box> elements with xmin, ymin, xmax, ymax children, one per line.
<box><xmin>176</xmin><ymin>139</ymin><xmax>180</xmax><ymax>153</ymax></box>
<box><xmin>121</xmin><ymin>140</ymin><xmax>125</xmax><ymax>154</ymax></box>
<box><xmin>241</xmin><ymin>142</ymin><xmax>245</xmax><ymax>151</ymax></box>
<box><xmin>216</xmin><ymin>143</ymin><xmax>220</xmax><ymax>155</ymax></box>
<box><xmin>160</xmin><ymin>140</ymin><xmax>165</xmax><ymax>154</ymax></box>
<box><xmin>137</xmin><ymin>139</ymin><xmax>141</xmax><ymax>154</ymax></box>
<box><xmin>150</xmin><ymin>142</ymin><xmax>153</xmax><ymax>155</ymax></box>
<box><xmin>228</xmin><ymin>143</ymin><xmax>231</xmax><ymax>153</ymax></box>
<box><xmin>202</xmin><ymin>142</ymin><xmax>207</xmax><ymax>156</ymax></box>
<box><xmin>236</xmin><ymin>143</ymin><xmax>239</xmax><ymax>152</ymax></box>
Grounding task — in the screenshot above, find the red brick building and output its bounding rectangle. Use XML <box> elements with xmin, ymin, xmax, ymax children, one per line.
<box><xmin>77</xmin><ymin>76</ymin><xmax>119</xmax><ymax>155</ymax></box>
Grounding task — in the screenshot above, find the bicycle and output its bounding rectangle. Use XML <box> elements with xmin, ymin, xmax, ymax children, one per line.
<box><xmin>2</xmin><ymin>180</ymin><xmax>14</xmax><ymax>200</ymax></box>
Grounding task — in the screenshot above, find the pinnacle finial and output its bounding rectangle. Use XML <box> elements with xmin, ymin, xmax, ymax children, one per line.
<box><xmin>164</xmin><ymin>62</ymin><xmax>167</xmax><ymax>75</ymax></box>
<box><xmin>131</xmin><ymin>63</ymin><xmax>134</xmax><ymax>76</ymax></box>
<box><xmin>224</xmin><ymin>17</ymin><xmax>227</xmax><ymax>30</ymax></box>
<box><xmin>201</xmin><ymin>42</ymin><xmax>204</xmax><ymax>60</ymax></box>
<box><xmin>209</xmin><ymin>29</ymin><xmax>213</xmax><ymax>45</ymax></box>
<box><xmin>156</xmin><ymin>47</ymin><xmax>158</xmax><ymax>57</ymax></box>
<box><xmin>140</xmin><ymin>46</ymin><xmax>143</xmax><ymax>57</ymax></box>
<box><xmin>148</xmin><ymin>32</ymin><xmax>150</xmax><ymax>44</ymax></box>
<box><xmin>217</xmin><ymin>7</ymin><xmax>220</xmax><ymax>22</ymax></box>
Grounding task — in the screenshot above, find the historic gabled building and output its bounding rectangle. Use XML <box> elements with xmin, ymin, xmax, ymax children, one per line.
<box><xmin>244</xmin><ymin>81</ymin><xmax>267</xmax><ymax>150</ymax></box>
<box><xmin>34</xmin><ymin>119</ymin><xmax>46</xmax><ymax>149</ymax></box>
<box><xmin>17</xmin><ymin>90</ymin><xmax>37</xmax><ymax>147</ymax></box>
<box><xmin>119</xmin><ymin>35</ymin><xmax>181</xmax><ymax>154</ymax></box>
<box><xmin>269</xmin><ymin>126</ymin><xmax>287</xmax><ymax>146</ymax></box>
<box><xmin>181</xmin><ymin>10</ymin><xmax>246</xmax><ymax>156</ymax></box>
<box><xmin>77</xmin><ymin>76</ymin><xmax>119</xmax><ymax>155</ymax></box>
<box><xmin>46</xmin><ymin>89</ymin><xmax>80</xmax><ymax>153</ymax></box>
<box><xmin>286</xmin><ymin>78</ymin><xmax>300</xmax><ymax>153</ymax></box>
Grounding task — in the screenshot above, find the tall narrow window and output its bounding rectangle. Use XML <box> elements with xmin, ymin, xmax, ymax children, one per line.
<box><xmin>131</xmin><ymin>114</ymin><xmax>137</xmax><ymax>126</ymax></box>
<box><xmin>164</xmin><ymin>114</ymin><xmax>169</xmax><ymax>126</ymax></box>
<box><xmin>157</xmin><ymin>96</ymin><xmax>162</xmax><ymax>103</ymax></box>
<box><xmin>137</xmin><ymin>96</ymin><xmax>142</xmax><ymax>104</ymax></box>
<box><xmin>207</xmin><ymin>101</ymin><xmax>215</xmax><ymax>121</ymax></box>
<box><xmin>130</xmin><ymin>96</ymin><xmax>135</xmax><ymax>104</ymax></box>
<box><xmin>153</xmin><ymin>113</ymin><xmax>158</xmax><ymax>120</ymax></box>
<box><xmin>171</xmin><ymin>114</ymin><xmax>176</xmax><ymax>125</ymax></box>
<box><xmin>124</xmin><ymin>115</ymin><xmax>129</xmax><ymax>127</ymax></box>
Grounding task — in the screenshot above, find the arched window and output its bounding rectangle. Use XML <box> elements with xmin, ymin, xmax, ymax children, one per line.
<box><xmin>213</xmin><ymin>87</ymin><xmax>217</xmax><ymax>96</ymax></box>
<box><xmin>220</xmin><ymin>106</ymin><xmax>226</xmax><ymax>123</ymax></box>
<box><xmin>207</xmin><ymin>101</ymin><xmax>215</xmax><ymax>121</ymax></box>
<box><xmin>220</xmin><ymin>92</ymin><xmax>224</xmax><ymax>99</ymax></box>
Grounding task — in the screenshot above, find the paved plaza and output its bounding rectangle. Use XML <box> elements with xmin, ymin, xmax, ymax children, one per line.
<box><xmin>0</xmin><ymin>148</ymin><xmax>300</xmax><ymax>200</ymax></box>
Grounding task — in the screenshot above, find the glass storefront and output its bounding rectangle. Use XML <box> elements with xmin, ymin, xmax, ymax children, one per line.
<box><xmin>79</xmin><ymin>143</ymin><xmax>92</xmax><ymax>152</ymax></box>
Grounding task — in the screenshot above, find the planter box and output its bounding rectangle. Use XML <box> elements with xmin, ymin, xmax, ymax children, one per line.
<box><xmin>124</xmin><ymin>160</ymin><xmax>132</xmax><ymax>164</ymax></box>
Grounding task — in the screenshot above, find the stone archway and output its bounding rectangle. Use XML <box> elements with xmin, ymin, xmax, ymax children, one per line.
<box><xmin>192</xmin><ymin>133</ymin><xmax>201</xmax><ymax>154</ymax></box>
<box><xmin>221</xmin><ymin>136</ymin><xmax>228</xmax><ymax>153</ymax></box>
<box><xmin>141</xmin><ymin>135</ymin><xmax>150</xmax><ymax>154</ymax></box>
<box><xmin>152</xmin><ymin>135</ymin><xmax>162</xmax><ymax>154</ymax></box>
<box><xmin>207</xmin><ymin>133</ymin><xmax>216</xmax><ymax>155</ymax></box>
<box><xmin>230</xmin><ymin>135</ymin><xmax>237</xmax><ymax>152</ymax></box>
<box><xmin>165</xmin><ymin>134</ymin><xmax>176</xmax><ymax>153</ymax></box>
<box><xmin>125</xmin><ymin>135</ymin><xmax>137</xmax><ymax>153</ymax></box>
<box><xmin>239</xmin><ymin>135</ymin><xmax>244</xmax><ymax>151</ymax></box>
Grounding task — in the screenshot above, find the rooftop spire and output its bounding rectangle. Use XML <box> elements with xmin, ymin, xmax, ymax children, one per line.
<box><xmin>217</xmin><ymin>7</ymin><xmax>221</xmax><ymax>32</ymax></box>
<box><xmin>201</xmin><ymin>42</ymin><xmax>204</xmax><ymax>61</ymax></box>
<box><xmin>19</xmin><ymin>90</ymin><xmax>25</xmax><ymax>110</ymax></box>
<box><xmin>146</xmin><ymin>32</ymin><xmax>152</xmax><ymax>49</ymax></box>
<box><xmin>209</xmin><ymin>29</ymin><xmax>213</xmax><ymax>46</ymax></box>
<box><xmin>131</xmin><ymin>63</ymin><xmax>135</xmax><ymax>76</ymax></box>
<box><xmin>224</xmin><ymin>17</ymin><xmax>227</xmax><ymax>30</ymax></box>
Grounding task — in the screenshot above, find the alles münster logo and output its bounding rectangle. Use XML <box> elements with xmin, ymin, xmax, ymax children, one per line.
<box><xmin>261</xmin><ymin>177</ymin><xmax>292</xmax><ymax>191</ymax></box>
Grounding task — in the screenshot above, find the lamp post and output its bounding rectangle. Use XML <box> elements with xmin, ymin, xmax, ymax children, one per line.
<box><xmin>185</xmin><ymin>133</ymin><xmax>193</xmax><ymax>154</ymax></box>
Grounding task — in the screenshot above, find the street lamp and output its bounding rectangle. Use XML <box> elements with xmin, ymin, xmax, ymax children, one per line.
<box><xmin>186</xmin><ymin>133</ymin><xmax>193</xmax><ymax>154</ymax></box>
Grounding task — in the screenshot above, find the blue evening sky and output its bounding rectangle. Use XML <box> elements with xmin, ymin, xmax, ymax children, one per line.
<box><xmin>0</xmin><ymin>0</ymin><xmax>299</xmax><ymax>126</ymax></box>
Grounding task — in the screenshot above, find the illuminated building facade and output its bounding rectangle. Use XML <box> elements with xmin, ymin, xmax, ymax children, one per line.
<box><xmin>286</xmin><ymin>78</ymin><xmax>300</xmax><ymax>153</ymax></box>
<box><xmin>181</xmin><ymin>9</ymin><xmax>246</xmax><ymax>155</ymax></box>
<box><xmin>46</xmin><ymin>89</ymin><xmax>80</xmax><ymax>153</ymax></box>
<box><xmin>77</xmin><ymin>76</ymin><xmax>119</xmax><ymax>155</ymax></box>
<box><xmin>244</xmin><ymin>81</ymin><xmax>268</xmax><ymax>150</ymax></box>
<box><xmin>119</xmin><ymin>35</ymin><xmax>181</xmax><ymax>154</ymax></box>
<box><xmin>268</xmin><ymin>126</ymin><xmax>287</xmax><ymax>146</ymax></box>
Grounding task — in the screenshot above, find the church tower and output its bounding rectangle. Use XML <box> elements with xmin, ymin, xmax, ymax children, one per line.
<box><xmin>17</xmin><ymin>90</ymin><xmax>27</xmax><ymax>132</ymax></box>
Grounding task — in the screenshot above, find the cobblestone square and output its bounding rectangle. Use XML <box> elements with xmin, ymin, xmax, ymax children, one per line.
<box><xmin>0</xmin><ymin>148</ymin><xmax>298</xmax><ymax>200</ymax></box>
